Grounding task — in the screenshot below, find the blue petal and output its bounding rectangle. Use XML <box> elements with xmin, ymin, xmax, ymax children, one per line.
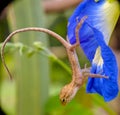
<box><xmin>68</xmin><ymin>19</ymin><xmax>99</xmax><ymax>62</ymax></box>
<box><xmin>67</xmin><ymin>0</ymin><xmax>119</xmax><ymax>62</ymax></box>
<box><xmin>67</xmin><ymin>1</ymin><xmax>102</xmax><ymax>62</ymax></box>
<box><xmin>67</xmin><ymin>0</ymin><xmax>119</xmax><ymax>101</ymax></box>
<box><xmin>86</xmin><ymin>28</ymin><xmax>119</xmax><ymax>101</ymax></box>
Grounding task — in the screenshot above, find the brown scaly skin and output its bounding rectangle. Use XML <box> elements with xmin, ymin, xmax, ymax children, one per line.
<box><xmin>59</xmin><ymin>80</ymin><xmax>80</xmax><ymax>105</ymax></box>
<box><xmin>59</xmin><ymin>17</ymin><xmax>108</xmax><ymax>105</ymax></box>
<box><xmin>60</xmin><ymin>49</ymin><xmax>84</xmax><ymax>105</ymax></box>
<box><xmin>59</xmin><ymin>49</ymin><xmax>108</xmax><ymax>105</ymax></box>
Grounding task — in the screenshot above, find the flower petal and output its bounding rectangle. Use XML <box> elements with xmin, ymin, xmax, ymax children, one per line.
<box><xmin>67</xmin><ymin>0</ymin><xmax>120</xmax><ymax>62</ymax></box>
<box><xmin>86</xmin><ymin>28</ymin><xmax>119</xmax><ymax>101</ymax></box>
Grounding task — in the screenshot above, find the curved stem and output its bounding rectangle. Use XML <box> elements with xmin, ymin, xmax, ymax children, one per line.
<box><xmin>1</xmin><ymin>27</ymin><xmax>71</xmax><ymax>80</ymax></box>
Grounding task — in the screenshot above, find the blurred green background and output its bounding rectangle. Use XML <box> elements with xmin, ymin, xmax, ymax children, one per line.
<box><xmin>0</xmin><ymin>0</ymin><xmax>120</xmax><ymax>115</ymax></box>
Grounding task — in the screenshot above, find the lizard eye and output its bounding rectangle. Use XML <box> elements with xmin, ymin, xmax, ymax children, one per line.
<box><xmin>61</xmin><ymin>98</ymin><xmax>67</xmax><ymax>105</ymax></box>
<box><xmin>62</xmin><ymin>98</ymin><xmax>66</xmax><ymax>102</ymax></box>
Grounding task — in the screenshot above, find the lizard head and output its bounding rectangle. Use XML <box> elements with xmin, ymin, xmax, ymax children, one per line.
<box><xmin>59</xmin><ymin>82</ymin><xmax>79</xmax><ymax>105</ymax></box>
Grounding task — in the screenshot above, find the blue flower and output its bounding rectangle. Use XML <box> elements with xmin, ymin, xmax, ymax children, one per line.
<box><xmin>67</xmin><ymin>0</ymin><xmax>120</xmax><ymax>101</ymax></box>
